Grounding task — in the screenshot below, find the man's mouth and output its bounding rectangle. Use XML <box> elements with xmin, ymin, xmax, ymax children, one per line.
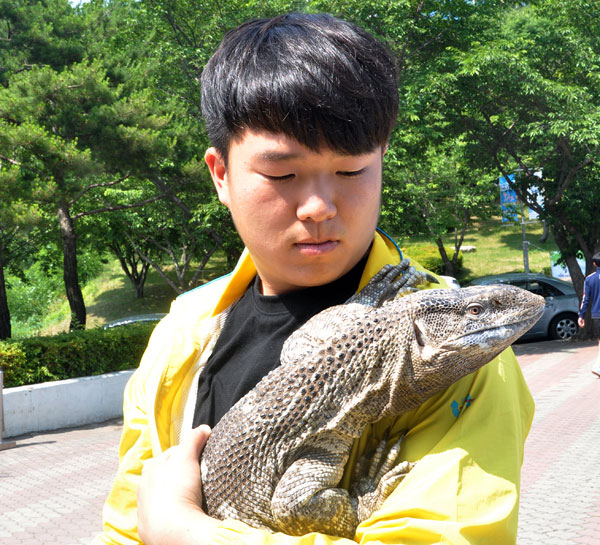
<box><xmin>294</xmin><ymin>240</ymin><xmax>339</xmax><ymax>256</ymax></box>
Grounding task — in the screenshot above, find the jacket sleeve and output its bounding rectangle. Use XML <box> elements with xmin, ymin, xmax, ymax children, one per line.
<box><xmin>95</xmin><ymin>316</ymin><xmax>176</xmax><ymax>545</ymax></box>
<box><xmin>579</xmin><ymin>276</ymin><xmax>590</xmax><ymax>318</ymax></box>
<box><xmin>203</xmin><ymin>348</ymin><xmax>534</xmax><ymax>545</ymax></box>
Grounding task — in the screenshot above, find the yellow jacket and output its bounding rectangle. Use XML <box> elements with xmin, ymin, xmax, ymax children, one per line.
<box><xmin>98</xmin><ymin>231</ymin><xmax>534</xmax><ymax>545</ymax></box>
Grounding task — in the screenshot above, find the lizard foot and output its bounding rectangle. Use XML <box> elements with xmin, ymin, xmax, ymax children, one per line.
<box><xmin>348</xmin><ymin>260</ymin><xmax>438</xmax><ymax>308</ymax></box>
<box><xmin>351</xmin><ymin>433</ymin><xmax>415</xmax><ymax>521</ymax></box>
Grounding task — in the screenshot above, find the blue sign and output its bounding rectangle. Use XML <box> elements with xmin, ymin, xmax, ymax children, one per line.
<box><xmin>499</xmin><ymin>174</ymin><xmax>518</xmax><ymax>222</ymax></box>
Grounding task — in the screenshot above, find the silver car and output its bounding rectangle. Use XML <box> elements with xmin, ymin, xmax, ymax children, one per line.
<box><xmin>102</xmin><ymin>313</ymin><xmax>167</xmax><ymax>329</ymax></box>
<box><xmin>469</xmin><ymin>273</ymin><xmax>580</xmax><ymax>341</ymax></box>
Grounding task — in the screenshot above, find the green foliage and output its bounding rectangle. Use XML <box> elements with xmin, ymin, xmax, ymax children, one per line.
<box><xmin>5</xmin><ymin>251</ymin><xmax>108</xmax><ymax>337</ymax></box>
<box><xmin>5</xmin><ymin>261</ymin><xmax>62</xmax><ymax>327</ymax></box>
<box><xmin>3</xmin><ymin>0</ymin><xmax>600</xmax><ymax>332</ymax></box>
<box><xmin>0</xmin><ymin>322</ymin><xmax>154</xmax><ymax>388</ymax></box>
<box><xmin>0</xmin><ymin>3</ymin><xmax>194</xmax><ymax>329</ymax></box>
<box><xmin>421</xmin><ymin>0</ymin><xmax>600</xmax><ymax>292</ymax></box>
<box><xmin>0</xmin><ymin>0</ymin><xmax>85</xmax><ymax>85</ymax></box>
<box><xmin>404</xmin><ymin>244</ymin><xmax>463</xmax><ymax>276</ymax></box>
<box><xmin>0</xmin><ymin>342</ymin><xmax>27</xmax><ymax>384</ymax></box>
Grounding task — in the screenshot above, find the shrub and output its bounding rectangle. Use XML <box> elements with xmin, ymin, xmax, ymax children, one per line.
<box><xmin>0</xmin><ymin>323</ymin><xmax>154</xmax><ymax>388</ymax></box>
<box><xmin>404</xmin><ymin>244</ymin><xmax>464</xmax><ymax>275</ymax></box>
<box><xmin>6</xmin><ymin>262</ymin><xmax>64</xmax><ymax>335</ymax></box>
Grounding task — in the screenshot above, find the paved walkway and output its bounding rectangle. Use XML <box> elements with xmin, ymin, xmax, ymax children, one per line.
<box><xmin>515</xmin><ymin>339</ymin><xmax>600</xmax><ymax>545</ymax></box>
<box><xmin>0</xmin><ymin>340</ymin><xmax>598</xmax><ymax>544</ymax></box>
<box><xmin>0</xmin><ymin>419</ymin><xmax>121</xmax><ymax>545</ymax></box>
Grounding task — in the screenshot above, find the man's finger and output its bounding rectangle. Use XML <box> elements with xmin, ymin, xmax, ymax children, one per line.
<box><xmin>184</xmin><ymin>425</ymin><xmax>212</xmax><ymax>460</ymax></box>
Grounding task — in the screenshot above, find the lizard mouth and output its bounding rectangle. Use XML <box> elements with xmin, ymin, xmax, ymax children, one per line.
<box><xmin>449</xmin><ymin>319</ymin><xmax>536</xmax><ymax>349</ymax></box>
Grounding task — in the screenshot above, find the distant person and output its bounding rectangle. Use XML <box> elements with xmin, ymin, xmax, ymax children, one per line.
<box><xmin>578</xmin><ymin>252</ymin><xmax>600</xmax><ymax>378</ymax></box>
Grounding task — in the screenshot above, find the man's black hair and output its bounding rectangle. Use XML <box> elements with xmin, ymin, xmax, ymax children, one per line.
<box><xmin>201</xmin><ymin>12</ymin><xmax>399</xmax><ymax>160</ymax></box>
<box><xmin>593</xmin><ymin>252</ymin><xmax>600</xmax><ymax>267</ymax></box>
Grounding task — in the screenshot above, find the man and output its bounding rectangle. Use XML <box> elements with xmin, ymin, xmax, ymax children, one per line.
<box><xmin>578</xmin><ymin>252</ymin><xmax>600</xmax><ymax>378</ymax></box>
<box><xmin>97</xmin><ymin>13</ymin><xmax>534</xmax><ymax>545</ymax></box>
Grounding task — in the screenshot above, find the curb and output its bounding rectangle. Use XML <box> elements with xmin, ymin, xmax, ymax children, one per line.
<box><xmin>2</xmin><ymin>369</ymin><xmax>133</xmax><ymax>438</ymax></box>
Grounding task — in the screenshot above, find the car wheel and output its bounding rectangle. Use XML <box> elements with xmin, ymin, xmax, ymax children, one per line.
<box><xmin>549</xmin><ymin>313</ymin><xmax>578</xmax><ymax>340</ymax></box>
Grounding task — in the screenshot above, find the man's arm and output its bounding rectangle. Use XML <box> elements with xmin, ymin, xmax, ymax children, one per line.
<box><xmin>579</xmin><ymin>276</ymin><xmax>591</xmax><ymax>328</ymax></box>
<box><xmin>96</xmin><ymin>368</ymin><xmax>154</xmax><ymax>545</ymax></box>
<box><xmin>137</xmin><ymin>426</ymin><xmax>359</xmax><ymax>545</ymax></box>
<box><xmin>95</xmin><ymin>315</ymin><xmax>180</xmax><ymax>545</ymax></box>
<box><xmin>137</xmin><ymin>426</ymin><xmax>221</xmax><ymax>545</ymax></box>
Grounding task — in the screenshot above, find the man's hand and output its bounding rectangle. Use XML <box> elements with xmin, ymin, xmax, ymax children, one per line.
<box><xmin>578</xmin><ymin>317</ymin><xmax>585</xmax><ymax>328</ymax></box>
<box><xmin>137</xmin><ymin>425</ymin><xmax>220</xmax><ymax>545</ymax></box>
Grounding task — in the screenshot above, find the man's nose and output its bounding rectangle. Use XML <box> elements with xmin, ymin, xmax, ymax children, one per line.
<box><xmin>296</xmin><ymin>179</ymin><xmax>337</xmax><ymax>222</ymax></box>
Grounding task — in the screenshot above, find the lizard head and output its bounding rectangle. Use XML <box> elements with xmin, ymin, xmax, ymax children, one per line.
<box><xmin>404</xmin><ymin>284</ymin><xmax>545</xmax><ymax>385</ymax></box>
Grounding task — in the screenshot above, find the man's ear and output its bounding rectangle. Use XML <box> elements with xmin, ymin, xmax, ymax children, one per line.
<box><xmin>204</xmin><ymin>147</ymin><xmax>230</xmax><ymax>208</ymax></box>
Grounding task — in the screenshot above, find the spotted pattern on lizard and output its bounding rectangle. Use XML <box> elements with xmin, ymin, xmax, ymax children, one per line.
<box><xmin>200</xmin><ymin>261</ymin><xmax>544</xmax><ymax>538</ymax></box>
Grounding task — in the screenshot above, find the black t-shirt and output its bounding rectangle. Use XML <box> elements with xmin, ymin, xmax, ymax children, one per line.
<box><xmin>192</xmin><ymin>258</ymin><xmax>366</xmax><ymax>429</ymax></box>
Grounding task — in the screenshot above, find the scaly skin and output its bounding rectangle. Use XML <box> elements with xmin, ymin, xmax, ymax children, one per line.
<box><xmin>200</xmin><ymin>263</ymin><xmax>545</xmax><ymax>538</ymax></box>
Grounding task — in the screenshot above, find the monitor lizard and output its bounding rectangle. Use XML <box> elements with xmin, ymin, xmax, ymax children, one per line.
<box><xmin>200</xmin><ymin>261</ymin><xmax>545</xmax><ymax>538</ymax></box>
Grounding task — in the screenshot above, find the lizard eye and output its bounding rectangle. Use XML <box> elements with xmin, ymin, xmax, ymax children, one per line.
<box><xmin>467</xmin><ymin>303</ymin><xmax>483</xmax><ymax>316</ymax></box>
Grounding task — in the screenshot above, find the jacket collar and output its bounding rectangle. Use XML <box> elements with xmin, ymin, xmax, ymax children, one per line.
<box><xmin>210</xmin><ymin>230</ymin><xmax>403</xmax><ymax>317</ymax></box>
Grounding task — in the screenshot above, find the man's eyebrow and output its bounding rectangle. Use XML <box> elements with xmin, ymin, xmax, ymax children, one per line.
<box><xmin>254</xmin><ymin>150</ymin><xmax>304</xmax><ymax>162</ymax></box>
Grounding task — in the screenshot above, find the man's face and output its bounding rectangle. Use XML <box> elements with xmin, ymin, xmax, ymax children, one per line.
<box><xmin>205</xmin><ymin>129</ymin><xmax>382</xmax><ymax>295</ymax></box>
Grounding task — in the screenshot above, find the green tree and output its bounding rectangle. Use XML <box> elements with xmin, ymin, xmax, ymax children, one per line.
<box><xmin>0</xmin><ymin>192</ymin><xmax>42</xmax><ymax>339</ymax></box>
<box><xmin>427</xmin><ymin>0</ymin><xmax>600</xmax><ymax>298</ymax></box>
<box><xmin>0</xmin><ymin>0</ymin><xmax>84</xmax><ymax>86</ymax></box>
<box><xmin>382</xmin><ymin>139</ymin><xmax>495</xmax><ymax>276</ymax></box>
<box><xmin>79</xmin><ymin>0</ymin><xmax>245</xmax><ymax>297</ymax></box>
<box><xmin>89</xmin><ymin>161</ymin><xmax>240</xmax><ymax>297</ymax></box>
<box><xmin>0</xmin><ymin>60</ymin><xmax>172</xmax><ymax>329</ymax></box>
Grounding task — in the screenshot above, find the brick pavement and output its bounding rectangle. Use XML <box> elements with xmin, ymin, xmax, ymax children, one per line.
<box><xmin>0</xmin><ymin>419</ymin><xmax>122</xmax><ymax>545</ymax></box>
<box><xmin>515</xmin><ymin>339</ymin><xmax>600</xmax><ymax>545</ymax></box>
<box><xmin>0</xmin><ymin>340</ymin><xmax>598</xmax><ymax>544</ymax></box>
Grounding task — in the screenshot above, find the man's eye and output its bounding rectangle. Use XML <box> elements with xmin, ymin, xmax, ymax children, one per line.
<box><xmin>264</xmin><ymin>173</ymin><xmax>295</xmax><ymax>181</ymax></box>
<box><xmin>337</xmin><ymin>168</ymin><xmax>366</xmax><ymax>177</ymax></box>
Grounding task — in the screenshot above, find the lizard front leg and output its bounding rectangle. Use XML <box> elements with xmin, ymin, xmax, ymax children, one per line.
<box><xmin>271</xmin><ymin>440</ymin><xmax>358</xmax><ymax>539</ymax></box>
<box><xmin>346</xmin><ymin>260</ymin><xmax>438</xmax><ymax>308</ymax></box>
<box><xmin>351</xmin><ymin>434</ymin><xmax>414</xmax><ymax>521</ymax></box>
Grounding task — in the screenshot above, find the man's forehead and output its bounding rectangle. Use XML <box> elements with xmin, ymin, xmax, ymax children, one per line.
<box><xmin>228</xmin><ymin>128</ymin><xmax>380</xmax><ymax>162</ymax></box>
<box><xmin>253</xmin><ymin>149</ymin><xmax>304</xmax><ymax>162</ymax></box>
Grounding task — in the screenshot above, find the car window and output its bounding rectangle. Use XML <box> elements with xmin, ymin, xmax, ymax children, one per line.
<box><xmin>530</xmin><ymin>281</ymin><xmax>562</xmax><ymax>297</ymax></box>
<box><xmin>502</xmin><ymin>279</ymin><xmax>563</xmax><ymax>298</ymax></box>
<box><xmin>525</xmin><ymin>281</ymin><xmax>546</xmax><ymax>297</ymax></box>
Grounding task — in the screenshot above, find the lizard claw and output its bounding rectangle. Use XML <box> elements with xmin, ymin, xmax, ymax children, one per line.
<box><xmin>351</xmin><ymin>432</ymin><xmax>415</xmax><ymax>521</ymax></box>
<box><xmin>424</xmin><ymin>272</ymin><xmax>439</xmax><ymax>285</ymax></box>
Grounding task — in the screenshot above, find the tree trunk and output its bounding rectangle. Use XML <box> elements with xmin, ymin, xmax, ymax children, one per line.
<box><xmin>551</xmin><ymin>225</ymin><xmax>590</xmax><ymax>339</ymax></box>
<box><xmin>435</xmin><ymin>238</ymin><xmax>455</xmax><ymax>277</ymax></box>
<box><xmin>134</xmin><ymin>262</ymin><xmax>149</xmax><ymax>298</ymax></box>
<box><xmin>552</xmin><ymin>226</ymin><xmax>585</xmax><ymax>297</ymax></box>
<box><xmin>57</xmin><ymin>204</ymin><xmax>86</xmax><ymax>330</ymax></box>
<box><xmin>0</xmin><ymin>245</ymin><xmax>11</xmax><ymax>340</ymax></box>
<box><xmin>539</xmin><ymin>220</ymin><xmax>549</xmax><ymax>243</ymax></box>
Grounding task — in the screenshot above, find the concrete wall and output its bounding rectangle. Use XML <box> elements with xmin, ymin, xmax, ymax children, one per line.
<box><xmin>2</xmin><ymin>370</ymin><xmax>134</xmax><ymax>438</ymax></box>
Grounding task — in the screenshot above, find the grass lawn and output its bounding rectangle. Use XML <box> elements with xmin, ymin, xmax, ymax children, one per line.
<box><xmin>38</xmin><ymin>252</ymin><xmax>231</xmax><ymax>335</ymax></box>
<box><xmin>33</xmin><ymin>217</ymin><xmax>558</xmax><ymax>336</ymax></box>
<box><xmin>398</xmin><ymin>218</ymin><xmax>557</xmax><ymax>284</ymax></box>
